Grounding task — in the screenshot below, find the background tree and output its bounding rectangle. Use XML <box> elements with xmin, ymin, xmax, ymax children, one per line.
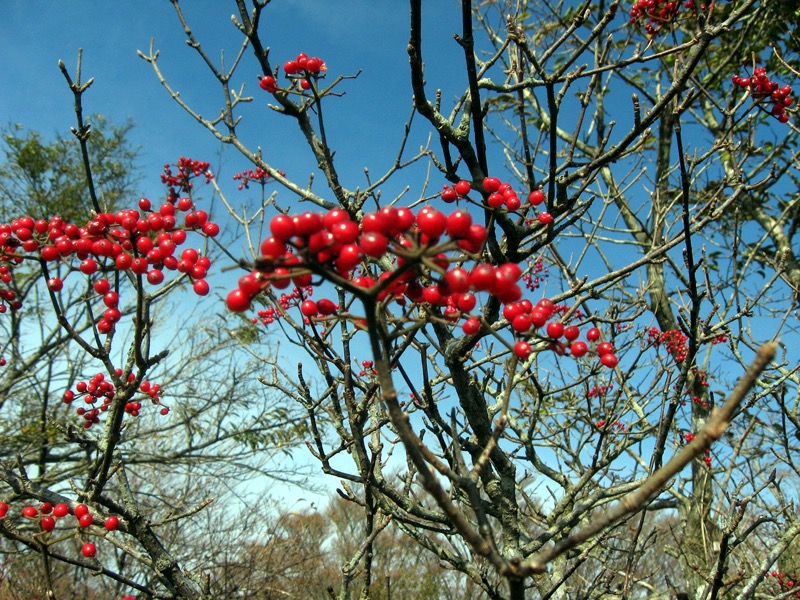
<box><xmin>0</xmin><ymin>1</ymin><xmax>798</xmax><ymax>599</ymax></box>
<box><xmin>0</xmin><ymin>64</ymin><xmax>309</xmax><ymax>598</ymax></box>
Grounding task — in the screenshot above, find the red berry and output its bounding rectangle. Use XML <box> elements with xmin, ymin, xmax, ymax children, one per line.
<box><xmin>546</xmin><ymin>321</ymin><xmax>565</xmax><ymax>339</ymax></box>
<box><xmin>441</xmin><ymin>187</ymin><xmax>458</xmax><ymax>203</ymax></box>
<box><xmin>105</xmin><ymin>515</ymin><xmax>120</xmax><ymax>531</ymax></box>
<box><xmin>563</xmin><ymin>325</ymin><xmax>580</xmax><ymax>341</ymax></box>
<box><xmin>193</xmin><ymin>280</ymin><xmax>210</xmax><ymax>296</ymax></box>
<box><xmin>454</xmin><ymin>180</ymin><xmax>471</xmax><ymax>196</ymax></box>
<box><xmin>359</xmin><ymin>231</ymin><xmax>389</xmax><ymax>258</ymax></box>
<box><xmin>81</xmin><ymin>542</ymin><xmax>97</xmax><ymax>558</ymax></box>
<box><xmin>462</xmin><ymin>317</ymin><xmax>481</xmax><ymax>335</ymax></box>
<box><xmin>47</xmin><ymin>277</ymin><xmax>63</xmax><ymax>292</ymax></box>
<box><xmin>586</xmin><ymin>327</ymin><xmax>601</xmax><ymax>342</ymax></box>
<box><xmin>537</xmin><ymin>212</ymin><xmax>553</xmax><ymax>225</ymax></box>
<box><xmin>202</xmin><ymin>222</ymin><xmax>220</xmax><ymax>237</ymax></box>
<box><xmin>483</xmin><ymin>176</ymin><xmax>501</xmax><ymax>192</ymax></box>
<box><xmin>79</xmin><ymin>513</ymin><xmax>93</xmax><ymax>528</ymax></box>
<box><xmin>600</xmin><ymin>353</ymin><xmax>619</xmax><ymax>368</ymax></box>
<box><xmin>22</xmin><ymin>506</ymin><xmax>37</xmax><ymax>518</ymax></box>
<box><xmin>317</xmin><ymin>298</ymin><xmax>337</xmax><ymax>315</ymax></box>
<box><xmin>227</xmin><ymin>289</ymin><xmax>252</xmax><ymax>312</ymax></box>
<box><xmin>146</xmin><ymin>270</ymin><xmax>164</xmax><ymax>285</ymax></box>
<box><xmin>416</xmin><ymin>208</ymin><xmax>447</xmax><ymax>239</ymax></box>
<box><xmin>259</xmin><ymin>75</ymin><xmax>277</xmax><ymax>93</ymax></box>
<box><xmin>470</xmin><ymin>264</ymin><xmax>496</xmax><ymax>291</ymax></box>
<box><xmin>53</xmin><ymin>503</ymin><xmax>69</xmax><ymax>518</ymax></box>
<box><xmin>270</xmin><ymin>215</ymin><xmax>296</xmax><ymax>241</ymax></box>
<box><xmin>93</xmin><ymin>279</ymin><xmax>111</xmax><ymax>294</ymax></box>
<box><xmin>445</xmin><ymin>268</ymin><xmax>471</xmax><ymax>294</ymax></box>
<box><xmin>529</xmin><ymin>190</ymin><xmax>545</xmax><ymax>205</ymax></box>
<box><xmin>596</xmin><ymin>341</ymin><xmax>614</xmax><ymax>356</ymax></box>
<box><xmin>41</xmin><ymin>516</ymin><xmax>56</xmax><ymax>531</ymax></box>
<box><xmin>79</xmin><ymin>259</ymin><xmax>98</xmax><ymax>275</ymax></box>
<box><xmin>446</xmin><ymin>210</ymin><xmax>472</xmax><ymax>238</ymax></box>
<box><xmin>514</xmin><ymin>340</ymin><xmax>532</xmax><ymax>359</ymax></box>
<box><xmin>570</xmin><ymin>341</ymin><xmax>588</xmax><ymax>358</ymax></box>
<box><xmin>300</xmin><ymin>300</ymin><xmax>318</xmax><ymax>317</ymax></box>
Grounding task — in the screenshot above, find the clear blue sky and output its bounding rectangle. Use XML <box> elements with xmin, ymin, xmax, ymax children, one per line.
<box><xmin>0</xmin><ymin>1</ymin><xmax>478</xmax><ymax>505</ymax></box>
<box><xmin>0</xmin><ymin>1</ymin><xmax>468</xmax><ymax>204</ymax></box>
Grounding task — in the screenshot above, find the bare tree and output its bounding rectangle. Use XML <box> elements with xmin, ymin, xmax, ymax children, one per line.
<box><xmin>1</xmin><ymin>0</ymin><xmax>798</xmax><ymax>599</ymax></box>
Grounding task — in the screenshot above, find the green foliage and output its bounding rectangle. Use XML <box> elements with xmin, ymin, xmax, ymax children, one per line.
<box><xmin>0</xmin><ymin>115</ymin><xmax>139</xmax><ymax>223</ymax></box>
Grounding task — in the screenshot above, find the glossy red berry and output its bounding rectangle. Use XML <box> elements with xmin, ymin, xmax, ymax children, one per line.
<box><xmin>546</xmin><ymin>321</ymin><xmax>565</xmax><ymax>339</ymax></box>
<box><xmin>41</xmin><ymin>516</ymin><xmax>56</xmax><ymax>531</ymax></box>
<box><xmin>454</xmin><ymin>180</ymin><xmax>471</xmax><ymax>196</ymax></box>
<box><xmin>514</xmin><ymin>340</ymin><xmax>533</xmax><ymax>359</ymax></box>
<box><xmin>22</xmin><ymin>506</ymin><xmax>37</xmax><ymax>518</ymax></box>
<box><xmin>53</xmin><ymin>503</ymin><xmax>69</xmax><ymax>518</ymax></box>
<box><xmin>596</xmin><ymin>341</ymin><xmax>614</xmax><ymax>356</ymax></box>
<box><xmin>462</xmin><ymin>317</ymin><xmax>481</xmax><ymax>335</ymax></box>
<box><xmin>81</xmin><ymin>542</ymin><xmax>97</xmax><ymax>558</ymax></box>
<box><xmin>105</xmin><ymin>515</ymin><xmax>120</xmax><ymax>531</ymax></box>
<box><xmin>226</xmin><ymin>289</ymin><xmax>252</xmax><ymax>313</ymax></box>
<box><xmin>600</xmin><ymin>353</ymin><xmax>619</xmax><ymax>368</ymax></box>
<box><xmin>483</xmin><ymin>177</ymin><xmax>502</xmax><ymax>192</ymax></box>
<box><xmin>259</xmin><ymin>75</ymin><xmax>277</xmax><ymax>93</ymax></box>
<box><xmin>586</xmin><ymin>327</ymin><xmax>601</xmax><ymax>342</ymax></box>
<box><xmin>529</xmin><ymin>190</ymin><xmax>545</xmax><ymax>205</ymax></box>
<box><xmin>570</xmin><ymin>341</ymin><xmax>589</xmax><ymax>358</ymax></box>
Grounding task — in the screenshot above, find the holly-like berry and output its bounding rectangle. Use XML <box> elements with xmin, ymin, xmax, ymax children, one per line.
<box><xmin>81</xmin><ymin>542</ymin><xmax>97</xmax><ymax>558</ymax></box>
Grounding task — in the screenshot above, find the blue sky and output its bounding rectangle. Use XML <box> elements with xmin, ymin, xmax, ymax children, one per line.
<box><xmin>0</xmin><ymin>1</ymin><xmax>468</xmax><ymax>206</ymax></box>
<box><xmin>0</xmin><ymin>1</ymin><xmax>481</xmax><ymax>505</ymax></box>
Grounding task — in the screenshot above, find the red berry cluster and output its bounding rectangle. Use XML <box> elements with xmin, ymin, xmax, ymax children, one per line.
<box><xmin>62</xmin><ymin>371</ymin><xmax>167</xmax><ymax>428</ymax></box>
<box><xmin>138</xmin><ymin>380</ymin><xmax>169</xmax><ymax>416</ymax></box>
<box><xmin>595</xmin><ymin>419</ymin><xmax>627</xmax><ymax>432</ymax></box>
<box><xmin>629</xmin><ymin>0</ymin><xmax>707</xmax><ymax>35</ymax></box>
<box><xmin>227</xmin><ymin>202</ymin><xmax>616</xmax><ymax>367</ymax></box>
<box><xmin>62</xmin><ymin>373</ymin><xmax>115</xmax><ymax>428</ymax></box>
<box><xmin>359</xmin><ymin>360</ymin><xmax>377</xmax><ymax>377</ymax></box>
<box><xmin>587</xmin><ymin>383</ymin><xmax>614</xmax><ymax>399</ymax></box>
<box><xmin>442</xmin><ymin>178</ymin><xmax>550</xmax><ymax>220</ymax></box>
<box><xmin>2</xmin><ymin>500</ymin><xmax>121</xmax><ymax>560</ymax></box>
<box><xmin>505</xmin><ymin>302</ymin><xmax>618</xmax><ymax>367</ymax></box>
<box><xmin>522</xmin><ymin>257</ymin><xmax>548</xmax><ymax>291</ymax></box>
<box><xmin>647</xmin><ymin>327</ymin><xmax>688</xmax><ymax>363</ymax></box>
<box><xmin>683</xmin><ymin>433</ymin><xmax>712</xmax><ymax>467</ymax></box>
<box><xmin>732</xmin><ymin>67</ymin><xmax>793</xmax><ymax>123</ymax></box>
<box><xmin>0</xmin><ymin>170</ymin><xmax>218</xmax><ymax>317</ymax></box>
<box><xmin>233</xmin><ymin>167</ymin><xmax>280</xmax><ymax>190</ymax></box>
<box><xmin>161</xmin><ymin>157</ymin><xmax>214</xmax><ymax>203</ymax></box>
<box><xmin>765</xmin><ymin>571</ymin><xmax>800</xmax><ymax>597</ymax></box>
<box><xmin>260</xmin><ymin>52</ymin><xmax>327</xmax><ymax>94</ymax></box>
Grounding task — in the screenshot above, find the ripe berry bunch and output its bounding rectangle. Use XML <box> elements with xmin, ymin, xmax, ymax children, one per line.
<box><xmin>732</xmin><ymin>67</ymin><xmax>793</xmax><ymax>123</ymax></box>
<box><xmin>647</xmin><ymin>327</ymin><xmax>688</xmax><ymax>363</ymax></box>
<box><xmin>161</xmin><ymin>156</ymin><xmax>214</xmax><ymax>203</ymax></box>
<box><xmin>5</xmin><ymin>500</ymin><xmax>121</xmax><ymax>560</ymax></box>
<box><xmin>629</xmin><ymin>0</ymin><xmax>707</xmax><ymax>35</ymax></box>
<box><xmin>62</xmin><ymin>372</ymin><xmax>116</xmax><ymax>428</ymax></box>
<box><xmin>442</xmin><ymin>178</ymin><xmax>549</xmax><ymax>219</ymax></box>
<box><xmin>228</xmin><ymin>204</ymin><xmax>618</xmax><ymax>368</ymax></box>
<box><xmin>0</xmin><ymin>169</ymin><xmax>218</xmax><ymax>319</ymax></box>
<box><xmin>260</xmin><ymin>52</ymin><xmax>327</xmax><ymax>94</ymax></box>
<box><xmin>227</xmin><ymin>204</ymin><xmax>488</xmax><ymax>314</ymax></box>
<box><xmin>233</xmin><ymin>167</ymin><xmax>283</xmax><ymax>190</ymax></box>
<box><xmin>764</xmin><ymin>571</ymin><xmax>800</xmax><ymax>597</ymax></box>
